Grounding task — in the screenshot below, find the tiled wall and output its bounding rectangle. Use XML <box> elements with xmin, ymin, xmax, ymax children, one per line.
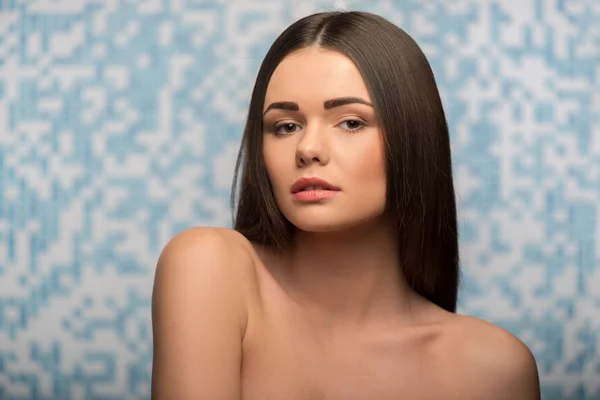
<box><xmin>1</xmin><ymin>1</ymin><xmax>598</xmax><ymax>398</ymax></box>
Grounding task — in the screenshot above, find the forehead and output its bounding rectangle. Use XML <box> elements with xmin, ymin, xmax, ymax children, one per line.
<box><xmin>264</xmin><ymin>48</ymin><xmax>371</xmax><ymax>108</ymax></box>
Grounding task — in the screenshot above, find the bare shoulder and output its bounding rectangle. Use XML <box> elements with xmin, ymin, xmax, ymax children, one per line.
<box><xmin>153</xmin><ymin>226</ymin><xmax>261</xmax><ymax>313</ymax></box>
<box><xmin>442</xmin><ymin>314</ymin><xmax>541</xmax><ymax>400</ymax></box>
<box><xmin>156</xmin><ymin>226</ymin><xmax>258</xmax><ymax>278</ymax></box>
<box><xmin>158</xmin><ymin>226</ymin><xmax>256</xmax><ymax>258</ymax></box>
<box><xmin>151</xmin><ymin>227</ymin><xmax>260</xmax><ymax>398</ymax></box>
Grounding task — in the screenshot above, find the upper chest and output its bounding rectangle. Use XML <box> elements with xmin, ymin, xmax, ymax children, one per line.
<box><xmin>240</xmin><ymin>272</ymin><xmax>463</xmax><ymax>400</ymax></box>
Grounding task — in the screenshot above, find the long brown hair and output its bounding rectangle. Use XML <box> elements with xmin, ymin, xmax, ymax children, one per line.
<box><xmin>231</xmin><ymin>11</ymin><xmax>460</xmax><ymax>312</ymax></box>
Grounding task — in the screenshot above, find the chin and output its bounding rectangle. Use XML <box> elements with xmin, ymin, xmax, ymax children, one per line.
<box><xmin>292</xmin><ymin>221</ymin><xmax>347</xmax><ymax>233</ymax></box>
<box><xmin>285</xmin><ymin>210</ymin><xmax>384</xmax><ymax>234</ymax></box>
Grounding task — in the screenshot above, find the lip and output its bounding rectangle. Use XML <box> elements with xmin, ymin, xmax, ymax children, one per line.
<box><xmin>290</xmin><ymin>177</ymin><xmax>341</xmax><ymax>194</ymax></box>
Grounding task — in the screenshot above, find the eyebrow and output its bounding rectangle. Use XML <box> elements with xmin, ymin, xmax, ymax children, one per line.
<box><xmin>263</xmin><ymin>96</ymin><xmax>373</xmax><ymax>116</ymax></box>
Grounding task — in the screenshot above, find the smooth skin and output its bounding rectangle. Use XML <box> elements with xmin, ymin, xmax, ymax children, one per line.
<box><xmin>151</xmin><ymin>48</ymin><xmax>541</xmax><ymax>399</ymax></box>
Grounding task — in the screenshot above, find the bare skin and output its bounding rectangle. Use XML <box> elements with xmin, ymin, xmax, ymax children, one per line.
<box><xmin>151</xmin><ymin>48</ymin><xmax>541</xmax><ymax>399</ymax></box>
<box><xmin>152</xmin><ymin>227</ymin><xmax>540</xmax><ymax>399</ymax></box>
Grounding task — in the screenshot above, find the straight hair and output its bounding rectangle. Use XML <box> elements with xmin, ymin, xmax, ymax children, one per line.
<box><xmin>231</xmin><ymin>11</ymin><xmax>460</xmax><ymax>312</ymax></box>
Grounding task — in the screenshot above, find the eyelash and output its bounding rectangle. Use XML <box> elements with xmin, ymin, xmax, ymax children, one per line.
<box><xmin>272</xmin><ymin>119</ymin><xmax>367</xmax><ymax>136</ymax></box>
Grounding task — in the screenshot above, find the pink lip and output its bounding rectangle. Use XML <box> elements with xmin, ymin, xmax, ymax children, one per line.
<box><xmin>290</xmin><ymin>177</ymin><xmax>340</xmax><ymax>194</ymax></box>
<box><xmin>290</xmin><ymin>177</ymin><xmax>341</xmax><ymax>202</ymax></box>
<box><xmin>292</xmin><ymin>189</ymin><xmax>340</xmax><ymax>201</ymax></box>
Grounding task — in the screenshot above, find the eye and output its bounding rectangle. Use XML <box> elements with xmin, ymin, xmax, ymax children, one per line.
<box><xmin>274</xmin><ymin>122</ymin><xmax>301</xmax><ymax>135</ymax></box>
<box><xmin>338</xmin><ymin>119</ymin><xmax>365</xmax><ymax>132</ymax></box>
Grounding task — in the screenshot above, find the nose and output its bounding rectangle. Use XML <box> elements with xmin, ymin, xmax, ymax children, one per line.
<box><xmin>295</xmin><ymin>125</ymin><xmax>329</xmax><ymax>167</ymax></box>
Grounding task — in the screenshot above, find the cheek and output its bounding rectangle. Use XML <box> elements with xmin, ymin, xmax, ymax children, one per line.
<box><xmin>263</xmin><ymin>140</ymin><xmax>289</xmax><ymax>190</ymax></box>
<box><xmin>351</xmin><ymin>140</ymin><xmax>386</xmax><ymax>186</ymax></box>
<box><xmin>263</xmin><ymin>148</ymin><xmax>277</xmax><ymax>185</ymax></box>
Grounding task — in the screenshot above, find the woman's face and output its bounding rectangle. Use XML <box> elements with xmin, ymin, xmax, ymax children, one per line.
<box><xmin>262</xmin><ymin>48</ymin><xmax>387</xmax><ymax>232</ymax></box>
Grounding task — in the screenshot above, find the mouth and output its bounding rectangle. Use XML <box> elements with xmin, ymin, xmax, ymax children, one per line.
<box><xmin>298</xmin><ymin>185</ymin><xmax>331</xmax><ymax>192</ymax></box>
<box><xmin>291</xmin><ymin>177</ymin><xmax>341</xmax><ymax>194</ymax></box>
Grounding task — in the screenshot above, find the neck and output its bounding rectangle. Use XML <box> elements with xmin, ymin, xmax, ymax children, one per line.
<box><xmin>277</xmin><ymin>219</ymin><xmax>421</xmax><ymax>329</ymax></box>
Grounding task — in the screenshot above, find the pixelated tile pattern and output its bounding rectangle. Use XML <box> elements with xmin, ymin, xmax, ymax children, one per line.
<box><xmin>0</xmin><ymin>0</ymin><xmax>598</xmax><ymax>399</ymax></box>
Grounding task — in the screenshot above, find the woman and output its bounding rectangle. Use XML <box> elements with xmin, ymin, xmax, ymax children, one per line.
<box><xmin>151</xmin><ymin>11</ymin><xmax>541</xmax><ymax>399</ymax></box>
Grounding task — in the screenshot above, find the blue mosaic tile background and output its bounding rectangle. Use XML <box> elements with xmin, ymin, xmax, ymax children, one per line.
<box><xmin>0</xmin><ymin>0</ymin><xmax>599</xmax><ymax>398</ymax></box>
